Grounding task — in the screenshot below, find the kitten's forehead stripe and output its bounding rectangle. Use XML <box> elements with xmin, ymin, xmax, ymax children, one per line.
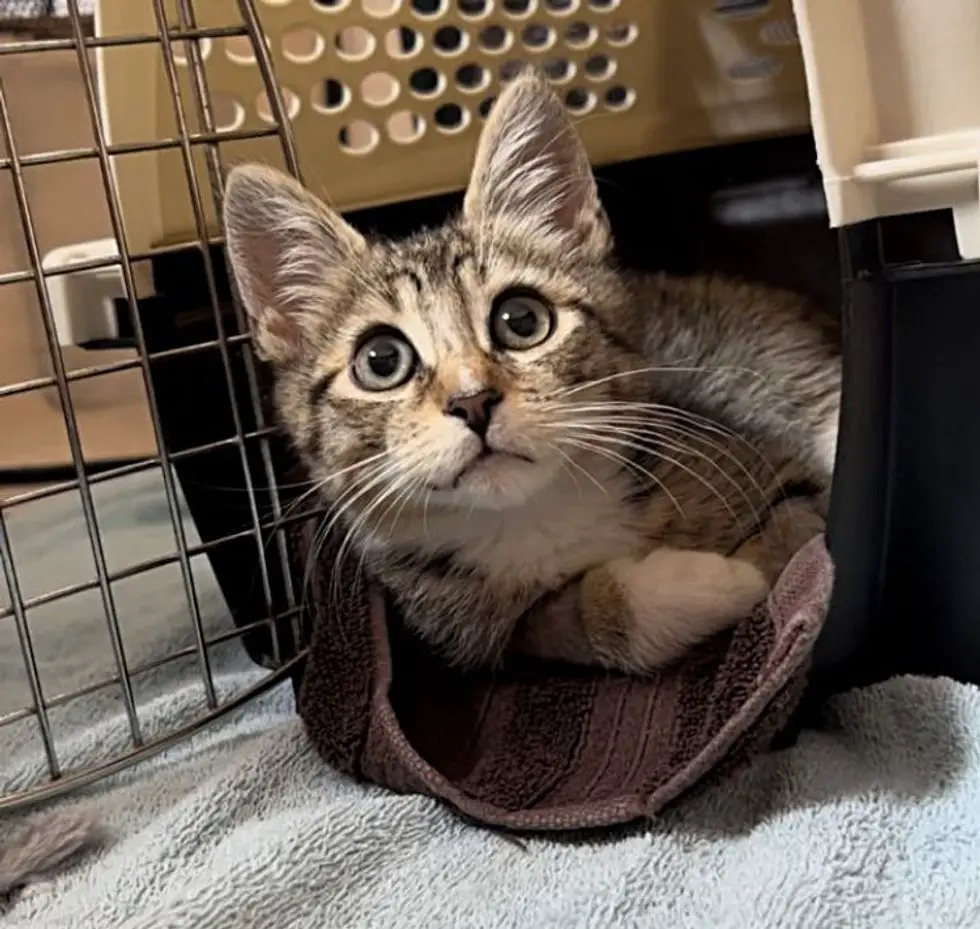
<box><xmin>573</xmin><ymin>301</ymin><xmax>634</xmax><ymax>353</ymax></box>
<box><xmin>308</xmin><ymin>369</ymin><xmax>339</xmax><ymax>409</ymax></box>
<box><xmin>380</xmin><ymin>269</ymin><xmax>424</xmax><ymax>302</ymax></box>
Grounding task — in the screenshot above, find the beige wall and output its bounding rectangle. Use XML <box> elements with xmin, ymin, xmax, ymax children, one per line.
<box><xmin>0</xmin><ymin>37</ymin><xmax>156</xmax><ymax>473</ymax></box>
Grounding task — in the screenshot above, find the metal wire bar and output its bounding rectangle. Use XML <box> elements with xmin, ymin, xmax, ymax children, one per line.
<box><xmin>0</xmin><ymin>511</ymin><xmax>60</xmax><ymax>778</ymax></box>
<box><xmin>0</xmin><ymin>238</ymin><xmax>214</xmax><ymax>288</ymax></box>
<box><xmin>64</xmin><ymin>0</ymin><xmax>216</xmax><ymax>709</ymax></box>
<box><xmin>0</xmin><ymin>503</ymin><xmax>324</xmax><ymax>622</ymax></box>
<box><xmin>0</xmin><ymin>0</ymin><xmax>320</xmax><ymax>812</ymax></box>
<box><xmin>0</xmin><ymin>608</ymin><xmax>305</xmax><ymax>729</ymax></box>
<box><xmin>236</xmin><ymin>0</ymin><xmax>306</xmax><ymax>648</ymax></box>
<box><xmin>149</xmin><ymin>0</ymin><xmax>287</xmax><ymax>664</ymax></box>
<box><xmin>0</xmin><ymin>424</ymin><xmax>279</xmax><ymax>509</ymax></box>
<box><xmin>176</xmin><ymin>0</ymin><xmax>297</xmax><ymax>617</ymax></box>
<box><xmin>237</xmin><ymin>0</ymin><xmax>301</xmax><ymax>181</ymax></box>
<box><xmin>0</xmin><ymin>76</ymin><xmax>144</xmax><ymax>747</ymax></box>
<box><xmin>0</xmin><ymin>23</ymin><xmax>248</xmax><ymax>57</ymax></box>
<box><xmin>0</xmin><ymin>124</ymin><xmax>279</xmax><ymax>172</ymax></box>
<box><xmin>0</xmin><ymin>654</ymin><xmax>305</xmax><ymax>814</ymax></box>
<box><xmin>0</xmin><ymin>334</ymin><xmax>254</xmax><ymax>402</ymax></box>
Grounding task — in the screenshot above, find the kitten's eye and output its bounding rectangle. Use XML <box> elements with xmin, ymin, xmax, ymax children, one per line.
<box><xmin>490</xmin><ymin>290</ymin><xmax>555</xmax><ymax>351</ymax></box>
<box><xmin>352</xmin><ymin>328</ymin><xmax>417</xmax><ymax>391</ymax></box>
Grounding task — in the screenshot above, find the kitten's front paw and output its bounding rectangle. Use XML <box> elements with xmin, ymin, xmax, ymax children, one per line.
<box><xmin>643</xmin><ymin>549</ymin><xmax>768</xmax><ymax>610</ymax></box>
<box><xmin>587</xmin><ymin>549</ymin><xmax>769</xmax><ymax>672</ymax></box>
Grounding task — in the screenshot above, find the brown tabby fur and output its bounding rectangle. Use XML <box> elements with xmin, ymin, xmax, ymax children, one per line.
<box><xmin>223</xmin><ymin>72</ymin><xmax>840</xmax><ymax>674</ymax></box>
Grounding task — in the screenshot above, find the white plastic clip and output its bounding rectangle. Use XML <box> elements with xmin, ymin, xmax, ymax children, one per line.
<box><xmin>41</xmin><ymin>238</ymin><xmax>125</xmax><ymax>347</ymax></box>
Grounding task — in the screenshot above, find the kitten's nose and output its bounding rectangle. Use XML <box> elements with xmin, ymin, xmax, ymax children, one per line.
<box><xmin>445</xmin><ymin>388</ymin><xmax>503</xmax><ymax>438</ymax></box>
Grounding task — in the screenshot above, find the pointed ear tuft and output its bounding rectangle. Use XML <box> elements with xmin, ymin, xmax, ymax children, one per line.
<box><xmin>222</xmin><ymin>163</ymin><xmax>365</xmax><ymax>364</ymax></box>
<box><xmin>463</xmin><ymin>70</ymin><xmax>610</xmax><ymax>257</ymax></box>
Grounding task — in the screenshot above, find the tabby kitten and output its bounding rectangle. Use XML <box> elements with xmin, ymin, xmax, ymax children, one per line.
<box><xmin>223</xmin><ymin>72</ymin><xmax>840</xmax><ymax>674</ymax></box>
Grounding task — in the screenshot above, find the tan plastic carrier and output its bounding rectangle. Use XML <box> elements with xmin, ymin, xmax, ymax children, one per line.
<box><xmin>96</xmin><ymin>0</ymin><xmax>811</xmax><ymax>256</ymax></box>
<box><xmin>792</xmin><ymin>0</ymin><xmax>980</xmax><ymax>259</ymax></box>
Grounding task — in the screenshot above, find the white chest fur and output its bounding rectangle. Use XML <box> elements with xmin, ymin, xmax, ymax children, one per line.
<box><xmin>383</xmin><ymin>467</ymin><xmax>648</xmax><ymax>588</ymax></box>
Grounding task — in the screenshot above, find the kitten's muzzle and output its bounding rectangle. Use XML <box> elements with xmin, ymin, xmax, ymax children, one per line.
<box><xmin>445</xmin><ymin>388</ymin><xmax>503</xmax><ymax>439</ymax></box>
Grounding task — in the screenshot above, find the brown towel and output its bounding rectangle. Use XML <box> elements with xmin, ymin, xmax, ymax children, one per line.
<box><xmin>293</xmin><ymin>530</ymin><xmax>832</xmax><ymax>832</ymax></box>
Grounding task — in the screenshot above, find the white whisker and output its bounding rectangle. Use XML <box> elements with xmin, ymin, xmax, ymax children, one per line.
<box><xmin>556</xmin><ymin>424</ymin><xmax>753</xmax><ymax>529</ymax></box>
<box><xmin>557</xmin><ymin>435</ymin><xmax>685</xmax><ymax>518</ymax></box>
<box><xmin>544</xmin><ymin>363</ymin><xmax>767</xmax><ymax>401</ymax></box>
<box><xmin>547</xmin><ymin>415</ymin><xmax>772</xmax><ymax>527</ymax></box>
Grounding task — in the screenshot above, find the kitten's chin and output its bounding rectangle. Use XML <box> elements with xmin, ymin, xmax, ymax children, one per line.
<box><xmin>439</xmin><ymin>454</ymin><xmax>559</xmax><ymax>510</ymax></box>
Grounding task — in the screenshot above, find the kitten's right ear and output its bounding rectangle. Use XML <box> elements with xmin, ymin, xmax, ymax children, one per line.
<box><xmin>463</xmin><ymin>70</ymin><xmax>611</xmax><ymax>258</ymax></box>
<box><xmin>223</xmin><ymin>163</ymin><xmax>365</xmax><ymax>365</ymax></box>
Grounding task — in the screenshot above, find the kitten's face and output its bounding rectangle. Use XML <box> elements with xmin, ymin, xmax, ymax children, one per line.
<box><xmin>224</xmin><ymin>72</ymin><xmax>637</xmax><ymax>512</ymax></box>
<box><xmin>285</xmin><ymin>224</ymin><xmax>633</xmax><ymax>509</ymax></box>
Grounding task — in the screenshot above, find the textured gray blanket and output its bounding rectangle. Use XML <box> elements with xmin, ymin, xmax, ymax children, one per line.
<box><xmin>2</xmin><ymin>471</ymin><xmax>979</xmax><ymax>927</ymax></box>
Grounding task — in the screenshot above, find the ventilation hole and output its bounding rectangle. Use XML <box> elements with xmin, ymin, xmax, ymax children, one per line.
<box><xmin>565</xmin><ymin>21</ymin><xmax>595</xmax><ymax>47</ymax></box>
<box><xmin>500</xmin><ymin>60</ymin><xmax>524</xmax><ymax>83</ymax></box>
<box><xmin>458</xmin><ymin>0</ymin><xmax>490</xmax><ymax>14</ymax></box>
<box><xmin>256</xmin><ymin>88</ymin><xmax>300</xmax><ymax>123</ymax></box>
<box><xmin>360</xmin><ymin>71</ymin><xmax>400</xmax><ymax>106</ymax></box>
<box><xmin>314</xmin><ymin>78</ymin><xmax>350</xmax><ymax>112</ymax></box>
<box><xmin>335</xmin><ymin>26</ymin><xmax>376</xmax><ymax>60</ymax></box>
<box><xmin>363</xmin><ymin>0</ymin><xmax>401</xmax><ymax>15</ymax></box>
<box><xmin>522</xmin><ymin>23</ymin><xmax>554</xmax><ymax>49</ymax></box>
<box><xmin>385</xmin><ymin>25</ymin><xmax>421</xmax><ymax>57</ymax></box>
<box><xmin>434</xmin><ymin>25</ymin><xmax>466</xmax><ymax>54</ymax></box>
<box><xmin>606</xmin><ymin>20</ymin><xmax>637</xmax><ymax>45</ymax></box>
<box><xmin>564</xmin><ymin>86</ymin><xmax>594</xmax><ymax>114</ymax></box>
<box><xmin>339</xmin><ymin>120</ymin><xmax>381</xmax><ymax>154</ymax></box>
<box><xmin>478</xmin><ymin>24</ymin><xmax>511</xmax><ymax>53</ymax></box>
<box><xmin>312</xmin><ymin>0</ymin><xmax>349</xmax><ymax>7</ymax></box>
<box><xmin>714</xmin><ymin>0</ymin><xmax>771</xmax><ymax>15</ymax></box>
<box><xmin>456</xmin><ymin>63</ymin><xmax>489</xmax><ymax>92</ymax></box>
<box><xmin>603</xmin><ymin>84</ymin><xmax>633</xmax><ymax>110</ymax></box>
<box><xmin>224</xmin><ymin>35</ymin><xmax>256</xmax><ymax>64</ymax></box>
<box><xmin>587</xmin><ymin>0</ymin><xmax>617</xmax><ymax>9</ymax></box>
<box><xmin>543</xmin><ymin>57</ymin><xmax>574</xmax><ymax>82</ymax></box>
<box><xmin>434</xmin><ymin>102</ymin><xmax>469</xmax><ymax>132</ymax></box>
<box><xmin>728</xmin><ymin>55</ymin><xmax>780</xmax><ymax>81</ymax></box>
<box><xmin>387</xmin><ymin>109</ymin><xmax>425</xmax><ymax>142</ymax></box>
<box><xmin>409</xmin><ymin>66</ymin><xmax>444</xmax><ymax>96</ymax></box>
<box><xmin>502</xmin><ymin>0</ymin><xmax>534</xmax><ymax>16</ymax></box>
<box><xmin>584</xmin><ymin>53</ymin><xmax>613</xmax><ymax>79</ymax></box>
<box><xmin>545</xmin><ymin>0</ymin><xmax>577</xmax><ymax>11</ymax></box>
<box><xmin>411</xmin><ymin>0</ymin><xmax>446</xmax><ymax>16</ymax></box>
<box><xmin>211</xmin><ymin>93</ymin><xmax>245</xmax><ymax>132</ymax></box>
<box><xmin>282</xmin><ymin>26</ymin><xmax>325</xmax><ymax>63</ymax></box>
<box><xmin>171</xmin><ymin>37</ymin><xmax>213</xmax><ymax>66</ymax></box>
<box><xmin>759</xmin><ymin>18</ymin><xmax>798</xmax><ymax>46</ymax></box>
<box><xmin>478</xmin><ymin>96</ymin><xmax>495</xmax><ymax>118</ymax></box>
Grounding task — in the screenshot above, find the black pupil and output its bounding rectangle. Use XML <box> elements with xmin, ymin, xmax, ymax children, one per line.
<box><xmin>368</xmin><ymin>340</ymin><xmax>401</xmax><ymax>378</ymax></box>
<box><xmin>504</xmin><ymin>303</ymin><xmax>539</xmax><ymax>338</ymax></box>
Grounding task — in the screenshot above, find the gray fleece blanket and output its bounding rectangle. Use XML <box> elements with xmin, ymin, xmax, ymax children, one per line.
<box><xmin>2</xmin><ymin>471</ymin><xmax>980</xmax><ymax>928</ymax></box>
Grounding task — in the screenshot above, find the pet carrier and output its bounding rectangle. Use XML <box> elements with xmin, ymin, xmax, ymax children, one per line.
<box><xmin>0</xmin><ymin>0</ymin><xmax>816</xmax><ymax>812</ymax></box>
<box><xmin>0</xmin><ymin>0</ymin><xmax>977</xmax><ymax>815</ymax></box>
<box><xmin>791</xmin><ymin>0</ymin><xmax>980</xmax><ymax>691</ymax></box>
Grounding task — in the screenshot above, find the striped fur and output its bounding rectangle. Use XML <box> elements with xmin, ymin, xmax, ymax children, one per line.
<box><xmin>223</xmin><ymin>72</ymin><xmax>840</xmax><ymax>674</ymax></box>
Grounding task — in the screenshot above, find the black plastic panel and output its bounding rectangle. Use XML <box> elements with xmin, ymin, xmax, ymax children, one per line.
<box><xmin>817</xmin><ymin>221</ymin><xmax>980</xmax><ymax>689</ymax></box>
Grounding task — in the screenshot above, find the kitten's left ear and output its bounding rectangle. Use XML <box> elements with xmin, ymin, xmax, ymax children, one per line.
<box><xmin>463</xmin><ymin>71</ymin><xmax>611</xmax><ymax>258</ymax></box>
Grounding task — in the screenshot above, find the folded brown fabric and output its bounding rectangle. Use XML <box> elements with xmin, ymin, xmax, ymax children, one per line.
<box><xmin>293</xmin><ymin>530</ymin><xmax>832</xmax><ymax>832</ymax></box>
